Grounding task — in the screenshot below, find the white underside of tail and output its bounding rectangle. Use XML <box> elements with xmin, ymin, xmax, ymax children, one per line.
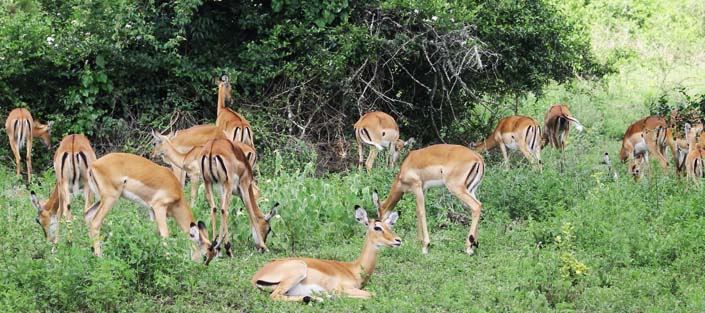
<box><xmin>566</xmin><ymin>116</ymin><xmax>584</xmax><ymax>132</ymax></box>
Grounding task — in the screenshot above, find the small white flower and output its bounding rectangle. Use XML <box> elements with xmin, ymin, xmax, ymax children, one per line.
<box><xmin>126</xmin><ymin>22</ymin><xmax>132</xmax><ymax>29</ymax></box>
<box><xmin>17</xmin><ymin>51</ymin><xmax>23</xmax><ymax>55</ymax></box>
<box><xmin>85</xmin><ymin>32</ymin><xmax>91</xmax><ymax>36</ymax></box>
<box><xmin>71</xmin><ymin>20</ymin><xmax>78</xmax><ymax>25</ymax></box>
<box><xmin>431</xmin><ymin>16</ymin><xmax>438</xmax><ymax>21</ymax></box>
<box><xmin>413</xmin><ymin>9</ymin><xmax>419</xmax><ymax>14</ymax></box>
<box><xmin>47</xmin><ymin>36</ymin><xmax>55</xmax><ymax>44</ymax></box>
<box><xmin>0</xmin><ymin>56</ymin><xmax>5</xmax><ymax>61</ymax></box>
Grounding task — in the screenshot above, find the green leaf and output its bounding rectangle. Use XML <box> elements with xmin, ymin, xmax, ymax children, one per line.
<box><xmin>96</xmin><ymin>54</ymin><xmax>106</xmax><ymax>68</ymax></box>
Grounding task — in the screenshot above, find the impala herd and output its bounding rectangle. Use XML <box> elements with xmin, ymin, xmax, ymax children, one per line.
<box><xmin>5</xmin><ymin>77</ymin><xmax>703</xmax><ymax>301</ymax></box>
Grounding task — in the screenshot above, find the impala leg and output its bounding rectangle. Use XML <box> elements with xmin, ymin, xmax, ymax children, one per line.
<box><xmin>87</xmin><ymin>196</ymin><xmax>118</xmax><ymax>257</ymax></box>
<box><xmin>203</xmin><ymin>180</ymin><xmax>217</xmax><ymax>239</ymax></box>
<box><xmin>356</xmin><ymin>136</ymin><xmax>364</xmax><ymax>170</ymax></box>
<box><xmin>8</xmin><ymin>138</ymin><xmax>21</xmax><ymax>177</ymax></box>
<box><xmin>411</xmin><ymin>186</ymin><xmax>430</xmax><ymax>253</ymax></box>
<box><xmin>342</xmin><ymin>288</ymin><xmax>372</xmax><ymax>299</ymax></box>
<box><xmin>189</xmin><ymin>174</ymin><xmax>199</xmax><ymax>209</ymax></box>
<box><xmin>365</xmin><ymin>149</ymin><xmax>379</xmax><ymax>173</ymax></box>
<box><xmin>219</xmin><ymin>183</ymin><xmax>233</xmax><ymax>257</ymax></box>
<box><xmin>499</xmin><ymin>142</ymin><xmax>510</xmax><ymax>169</ymax></box>
<box><xmin>152</xmin><ymin>205</ymin><xmax>169</xmax><ymax>237</ymax></box>
<box><xmin>267</xmin><ymin>262</ymin><xmax>310</xmax><ymax>302</ymax></box>
<box><xmin>26</xmin><ymin>135</ymin><xmax>33</xmax><ymax>182</ymax></box>
<box><xmin>387</xmin><ymin>143</ymin><xmax>396</xmax><ymax>167</ymax></box>
<box><xmin>448</xmin><ymin>185</ymin><xmax>483</xmax><ymax>255</ymax></box>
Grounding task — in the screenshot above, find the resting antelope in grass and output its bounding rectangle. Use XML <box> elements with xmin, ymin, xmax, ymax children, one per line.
<box><xmin>684</xmin><ymin>123</ymin><xmax>705</xmax><ymax>185</ymax></box>
<box><xmin>151</xmin><ymin>129</ymin><xmax>258</xmax><ymax>208</ymax></box>
<box><xmin>30</xmin><ymin>134</ymin><xmax>97</xmax><ymax>243</ymax></box>
<box><xmin>618</xmin><ymin>116</ymin><xmax>669</xmax><ymax>171</ymax></box>
<box><xmin>470</xmin><ymin>115</ymin><xmax>542</xmax><ymax>172</ymax></box>
<box><xmin>200</xmin><ymin>138</ymin><xmax>276</xmax><ymax>257</ymax></box>
<box><xmin>84</xmin><ymin>153</ymin><xmax>216</xmax><ymax>263</ymax></box>
<box><xmin>379</xmin><ymin>144</ymin><xmax>484</xmax><ymax>255</ymax></box>
<box><xmin>252</xmin><ymin>199</ymin><xmax>401</xmax><ymax>302</ymax></box>
<box><xmin>4</xmin><ymin>108</ymin><xmax>52</xmax><ymax>182</ymax></box>
<box><xmin>214</xmin><ymin>75</ymin><xmax>254</xmax><ymax>147</ymax></box>
<box><xmin>354</xmin><ymin>111</ymin><xmax>414</xmax><ymax>172</ymax></box>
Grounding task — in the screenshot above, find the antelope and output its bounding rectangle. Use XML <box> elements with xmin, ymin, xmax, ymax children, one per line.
<box><xmin>151</xmin><ymin>130</ymin><xmax>259</xmax><ymax>208</ymax></box>
<box><xmin>618</xmin><ymin>116</ymin><xmax>668</xmax><ymax>171</ymax></box>
<box><xmin>666</xmin><ymin>125</ymin><xmax>692</xmax><ymax>174</ymax></box>
<box><xmin>84</xmin><ymin>152</ymin><xmax>216</xmax><ymax>263</ymax></box>
<box><xmin>628</xmin><ymin>153</ymin><xmax>646</xmax><ymax>182</ymax></box>
<box><xmin>470</xmin><ymin>116</ymin><xmax>542</xmax><ymax>172</ymax></box>
<box><xmin>379</xmin><ymin>144</ymin><xmax>484</xmax><ymax>255</ymax></box>
<box><xmin>4</xmin><ymin>108</ymin><xmax>52</xmax><ymax>182</ymax></box>
<box><xmin>542</xmin><ymin>104</ymin><xmax>584</xmax><ymax>151</ymax></box>
<box><xmin>29</xmin><ymin>134</ymin><xmax>97</xmax><ymax>243</ymax></box>
<box><xmin>684</xmin><ymin>124</ymin><xmax>705</xmax><ymax>185</ymax></box>
<box><xmin>354</xmin><ymin>111</ymin><xmax>414</xmax><ymax>172</ymax></box>
<box><xmin>251</xmin><ymin>200</ymin><xmax>401</xmax><ymax>302</ymax></box>
<box><xmin>214</xmin><ymin>75</ymin><xmax>254</xmax><ymax>147</ymax></box>
<box><xmin>199</xmin><ymin>138</ymin><xmax>277</xmax><ymax>256</ymax></box>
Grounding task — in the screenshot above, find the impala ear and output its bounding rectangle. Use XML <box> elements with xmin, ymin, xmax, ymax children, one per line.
<box><xmin>265</xmin><ymin>203</ymin><xmax>279</xmax><ymax>222</ymax></box>
<box><xmin>189</xmin><ymin>222</ymin><xmax>201</xmax><ymax>246</ymax></box>
<box><xmin>150</xmin><ymin>129</ymin><xmax>161</xmax><ymax>142</ymax></box>
<box><xmin>404</xmin><ymin>137</ymin><xmax>415</xmax><ymax>146</ymax></box>
<box><xmin>354</xmin><ymin>205</ymin><xmax>369</xmax><ymax>226</ymax></box>
<box><xmin>385</xmin><ymin>211</ymin><xmax>400</xmax><ymax>227</ymax></box>
<box><xmin>30</xmin><ymin>191</ymin><xmax>43</xmax><ymax>213</ymax></box>
<box><xmin>46</xmin><ymin>121</ymin><xmax>54</xmax><ymax>130</ymax></box>
<box><xmin>213</xmin><ymin>75</ymin><xmax>221</xmax><ymax>84</ymax></box>
<box><xmin>221</xmin><ymin>74</ymin><xmax>228</xmax><ymax>83</ymax></box>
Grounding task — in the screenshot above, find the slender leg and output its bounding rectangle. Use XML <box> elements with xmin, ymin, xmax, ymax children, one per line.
<box><xmin>152</xmin><ymin>205</ymin><xmax>169</xmax><ymax>237</ymax></box>
<box><xmin>342</xmin><ymin>288</ymin><xmax>372</xmax><ymax>299</ymax></box>
<box><xmin>365</xmin><ymin>149</ymin><xmax>379</xmax><ymax>173</ymax></box>
<box><xmin>219</xmin><ymin>182</ymin><xmax>233</xmax><ymax>257</ymax></box>
<box><xmin>499</xmin><ymin>142</ymin><xmax>510</xmax><ymax>169</ymax></box>
<box><xmin>88</xmin><ymin>196</ymin><xmax>118</xmax><ymax>257</ymax></box>
<box><xmin>26</xmin><ymin>135</ymin><xmax>33</xmax><ymax>182</ymax></box>
<box><xmin>411</xmin><ymin>186</ymin><xmax>429</xmax><ymax>253</ymax></box>
<box><xmin>8</xmin><ymin>138</ymin><xmax>21</xmax><ymax>177</ymax></box>
<box><xmin>356</xmin><ymin>135</ymin><xmax>364</xmax><ymax>170</ymax></box>
<box><xmin>188</xmin><ymin>174</ymin><xmax>199</xmax><ymax>209</ymax></box>
<box><xmin>447</xmin><ymin>185</ymin><xmax>483</xmax><ymax>255</ymax></box>
<box><xmin>203</xmin><ymin>180</ymin><xmax>217</xmax><ymax>239</ymax></box>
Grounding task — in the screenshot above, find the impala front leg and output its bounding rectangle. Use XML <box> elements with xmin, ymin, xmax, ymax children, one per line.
<box><xmin>412</xmin><ymin>186</ymin><xmax>430</xmax><ymax>253</ymax></box>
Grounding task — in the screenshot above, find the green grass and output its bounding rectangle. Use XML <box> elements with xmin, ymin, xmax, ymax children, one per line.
<box><xmin>2</xmin><ymin>131</ymin><xmax>704</xmax><ymax>312</ymax></box>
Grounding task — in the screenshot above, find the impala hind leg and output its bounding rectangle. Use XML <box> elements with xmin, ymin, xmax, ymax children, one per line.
<box><xmin>86</xmin><ymin>196</ymin><xmax>118</xmax><ymax>257</ymax></box>
<box><xmin>448</xmin><ymin>185</ymin><xmax>483</xmax><ymax>255</ymax></box>
<box><xmin>342</xmin><ymin>288</ymin><xmax>372</xmax><ymax>299</ymax></box>
<box><xmin>203</xmin><ymin>181</ymin><xmax>218</xmax><ymax>240</ymax></box>
<box><xmin>253</xmin><ymin>260</ymin><xmax>311</xmax><ymax>302</ymax></box>
<box><xmin>218</xmin><ymin>183</ymin><xmax>233</xmax><ymax>257</ymax></box>
<box><xmin>365</xmin><ymin>149</ymin><xmax>379</xmax><ymax>172</ymax></box>
<box><xmin>8</xmin><ymin>138</ymin><xmax>21</xmax><ymax>178</ymax></box>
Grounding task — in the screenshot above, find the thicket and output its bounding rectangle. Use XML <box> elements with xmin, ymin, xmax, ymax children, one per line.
<box><xmin>0</xmin><ymin>0</ymin><xmax>599</xmax><ymax>171</ymax></box>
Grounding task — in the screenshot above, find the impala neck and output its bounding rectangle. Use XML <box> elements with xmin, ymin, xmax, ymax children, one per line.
<box><xmin>474</xmin><ymin>135</ymin><xmax>496</xmax><ymax>151</ymax></box>
<box><xmin>380</xmin><ymin>182</ymin><xmax>404</xmax><ymax>218</ymax></box>
<box><xmin>217</xmin><ymin>86</ymin><xmax>227</xmax><ymax>117</ymax></box>
<box><xmin>160</xmin><ymin>139</ymin><xmax>191</xmax><ymax>168</ymax></box>
<box><xmin>352</xmin><ymin>232</ymin><xmax>381</xmax><ymax>286</ymax></box>
<box><xmin>44</xmin><ymin>184</ymin><xmax>61</xmax><ymax>214</ymax></box>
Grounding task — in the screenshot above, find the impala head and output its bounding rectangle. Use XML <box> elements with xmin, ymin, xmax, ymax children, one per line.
<box><xmin>629</xmin><ymin>154</ymin><xmax>645</xmax><ymax>182</ymax></box>
<box><xmin>34</xmin><ymin>121</ymin><xmax>52</xmax><ymax>148</ymax></box>
<box><xmin>190</xmin><ymin>221</ymin><xmax>218</xmax><ymax>265</ymax></box>
<box><xmin>393</xmin><ymin>137</ymin><xmax>415</xmax><ymax>164</ymax></box>
<box><xmin>252</xmin><ymin>203</ymin><xmax>279</xmax><ymax>253</ymax></box>
<box><xmin>30</xmin><ymin>191</ymin><xmax>57</xmax><ymax>241</ymax></box>
<box><xmin>354</xmin><ymin>204</ymin><xmax>401</xmax><ymax>248</ymax></box>
<box><xmin>149</xmin><ymin>130</ymin><xmax>175</xmax><ymax>159</ymax></box>
<box><xmin>215</xmin><ymin>74</ymin><xmax>233</xmax><ymax>105</ymax></box>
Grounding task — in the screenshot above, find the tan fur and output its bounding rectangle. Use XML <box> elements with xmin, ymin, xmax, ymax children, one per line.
<box><xmin>4</xmin><ymin>108</ymin><xmax>52</xmax><ymax>182</ymax></box>
<box><xmin>471</xmin><ymin>116</ymin><xmax>542</xmax><ymax>172</ymax></box>
<box><xmin>618</xmin><ymin>116</ymin><xmax>668</xmax><ymax>170</ymax></box>
<box><xmin>685</xmin><ymin>124</ymin><xmax>705</xmax><ymax>185</ymax></box>
<box><xmin>251</xmin><ymin>205</ymin><xmax>401</xmax><ymax>302</ymax></box>
<box><xmin>542</xmin><ymin>104</ymin><xmax>583</xmax><ymax>150</ymax></box>
<box><xmin>199</xmin><ymin>138</ymin><xmax>274</xmax><ymax>256</ymax></box>
<box><xmin>379</xmin><ymin>144</ymin><xmax>485</xmax><ymax>254</ymax></box>
<box><xmin>354</xmin><ymin>111</ymin><xmax>413</xmax><ymax>172</ymax></box>
<box><xmin>30</xmin><ymin>134</ymin><xmax>97</xmax><ymax>244</ymax></box>
<box><xmin>666</xmin><ymin>127</ymin><xmax>691</xmax><ymax>174</ymax></box>
<box><xmin>214</xmin><ymin>75</ymin><xmax>254</xmax><ymax>148</ymax></box>
<box><xmin>85</xmin><ymin>153</ymin><xmax>215</xmax><ymax>263</ymax></box>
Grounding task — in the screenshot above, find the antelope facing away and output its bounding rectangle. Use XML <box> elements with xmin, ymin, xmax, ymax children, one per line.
<box><xmin>84</xmin><ymin>153</ymin><xmax>216</xmax><ymax>263</ymax></box>
<box><xmin>379</xmin><ymin>144</ymin><xmax>484</xmax><ymax>255</ymax></box>
<box><xmin>354</xmin><ymin>111</ymin><xmax>414</xmax><ymax>172</ymax></box>
<box><xmin>30</xmin><ymin>134</ymin><xmax>97</xmax><ymax>244</ymax></box>
<box><xmin>5</xmin><ymin>108</ymin><xmax>52</xmax><ymax>182</ymax></box>
<box><xmin>252</xmin><ymin>199</ymin><xmax>401</xmax><ymax>302</ymax></box>
<box><xmin>214</xmin><ymin>75</ymin><xmax>254</xmax><ymax>147</ymax></box>
<box><xmin>470</xmin><ymin>115</ymin><xmax>542</xmax><ymax>172</ymax></box>
<box><xmin>542</xmin><ymin>104</ymin><xmax>584</xmax><ymax>151</ymax></box>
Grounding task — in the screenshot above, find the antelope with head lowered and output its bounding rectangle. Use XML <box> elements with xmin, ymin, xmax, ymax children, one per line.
<box><xmin>199</xmin><ymin>138</ymin><xmax>276</xmax><ymax>257</ymax></box>
<box><xmin>684</xmin><ymin>123</ymin><xmax>705</xmax><ymax>185</ymax></box>
<box><xmin>542</xmin><ymin>104</ymin><xmax>584</xmax><ymax>150</ymax></box>
<box><xmin>619</xmin><ymin>116</ymin><xmax>669</xmax><ymax>171</ymax></box>
<box><xmin>354</xmin><ymin>111</ymin><xmax>414</xmax><ymax>172</ymax></box>
<box><xmin>30</xmin><ymin>134</ymin><xmax>97</xmax><ymax>244</ymax></box>
<box><xmin>151</xmin><ymin>128</ymin><xmax>259</xmax><ymax>208</ymax></box>
<box><xmin>379</xmin><ymin>144</ymin><xmax>484</xmax><ymax>255</ymax></box>
<box><xmin>251</xmin><ymin>197</ymin><xmax>401</xmax><ymax>302</ymax></box>
<box><xmin>470</xmin><ymin>115</ymin><xmax>542</xmax><ymax>172</ymax></box>
<box><xmin>84</xmin><ymin>153</ymin><xmax>216</xmax><ymax>263</ymax></box>
<box><xmin>5</xmin><ymin>108</ymin><xmax>52</xmax><ymax>182</ymax></box>
<box><xmin>214</xmin><ymin>75</ymin><xmax>254</xmax><ymax>148</ymax></box>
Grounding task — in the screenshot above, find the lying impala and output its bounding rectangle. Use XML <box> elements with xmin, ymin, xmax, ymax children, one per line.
<box><xmin>200</xmin><ymin>138</ymin><xmax>276</xmax><ymax>256</ymax></box>
<box><xmin>30</xmin><ymin>134</ymin><xmax>97</xmax><ymax>243</ymax></box>
<box><xmin>214</xmin><ymin>75</ymin><xmax>254</xmax><ymax>147</ymax></box>
<box><xmin>542</xmin><ymin>104</ymin><xmax>584</xmax><ymax>151</ymax></box>
<box><xmin>252</xmin><ymin>200</ymin><xmax>401</xmax><ymax>302</ymax></box>
<box><xmin>379</xmin><ymin>144</ymin><xmax>484</xmax><ymax>255</ymax></box>
<box><xmin>618</xmin><ymin>116</ymin><xmax>669</xmax><ymax>170</ymax></box>
<box><xmin>470</xmin><ymin>116</ymin><xmax>542</xmax><ymax>171</ymax></box>
<box><xmin>685</xmin><ymin>124</ymin><xmax>705</xmax><ymax>185</ymax></box>
<box><xmin>84</xmin><ymin>152</ymin><xmax>216</xmax><ymax>263</ymax></box>
<box><xmin>151</xmin><ymin>129</ymin><xmax>258</xmax><ymax>208</ymax></box>
<box><xmin>4</xmin><ymin>108</ymin><xmax>52</xmax><ymax>182</ymax></box>
<box><xmin>354</xmin><ymin>111</ymin><xmax>414</xmax><ymax>172</ymax></box>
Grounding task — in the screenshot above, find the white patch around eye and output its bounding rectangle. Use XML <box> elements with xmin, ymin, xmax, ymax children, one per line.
<box><xmin>251</xmin><ymin>225</ymin><xmax>260</xmax><ymax>245</ymax></box>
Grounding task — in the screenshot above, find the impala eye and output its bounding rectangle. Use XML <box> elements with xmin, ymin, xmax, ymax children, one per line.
<box><xmin>374</xmin><ymin>226</ymin><xmax>382</xmax><ymax>232</ymax></box>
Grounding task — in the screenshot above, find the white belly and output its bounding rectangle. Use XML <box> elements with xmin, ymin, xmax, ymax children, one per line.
<box><xmin>286</xmin><ymin>283</ymin><xmax>327</xmax><ymax>297</ymax></box>
<box><xmin>634</xmin><ymin>141</ymin><xmax>648</xmax><ymax>154</ymax></box>
<box><xmin>122</xmin><ymin>189</ymin><xmax>150</xmax><ymax>208</ymax></box>
<box><xmin>504</xmin><ymin>142</ymin><xmax>518</xmax><ymax>150</ymax></box>
<box><xmin>423</xmin><ymin>179</ymin><xmax>445</xmax><ymax>190</ymax></box>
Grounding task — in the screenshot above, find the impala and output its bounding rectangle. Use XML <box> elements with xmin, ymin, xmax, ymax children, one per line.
<box><xmin>199</xmin><ymin>138</ymin><xmax>276</xmax><ymax>256</ymax></box>
<box><xmin>84</xmin><ymin>152</ymin><xmax>216</xmax><ymax>263</ymax></box>
<box><xmin>684</xmin><ymin>124</ymin><xmax>705</xmax><ymax>185</ymax></box>
<box><xmin>542</xmin><ymin>104</ymin><xmax>584</xmax><ymax>150</ymax></box>
<box><xmin>151</xmin><ymin>130</ymin><xmax>259</xmax><ymax>208</ymax></box>
<box><xmin>470</xmin><ymin>115</ymin><xmax>542</xmax><ymax>171</ymax></box>
<box><xmin>666</xmin><ymin>125</ymin><xmax>691</xmax><ymax>174</ymax></box>
<box><xmin>618</xmin><ymin>116</ymin><xmax>668</xmax><ymax>170</ymax></box>
<box><xmin>252</xmin><ymin>200</ymin><xmax>401</xmax><ymax>302</ymax></box>
<box><xmin>379</xmin><ymin>144</ymin><xmax>484</xmax><ymax>255</ymax></box>
<box><xmin>214</xmin><ymin>75</ymin><xmax>254</xmax><ymax>147</ymax></box>
<box><xmin>4</xmin><ymin>108</ymin><xmax>52</xmax><ymax>182</ymax></box>
<box><xmin>354</xmin><ymin>111</ymin><xmax>414</xmax><ymax>172</ymax></box>
<box><xmin>30</xmin><ymin>134</ymin><xmax>97</xmax><ymax>243</ymax></box>
<box><xmin>628</xmin><ymin>153</ymin><xmax>646</xmax><ymax>182</ymax></box>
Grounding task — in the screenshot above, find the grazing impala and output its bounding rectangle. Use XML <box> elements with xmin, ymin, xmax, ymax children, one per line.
<box><xmin>379</xmin><ymin>144</ymin><xmax>484</xmax><ymax>255</ymax></box>
<box><xmin>252</xmin><ymin>201</ymin><xmax>401</xmax><ymax>302</ymax></box>
<box><xmin>684</xmin><ymin>124</ymin><xmax>705</xmax><ymax>185</ymax></box>
<box><xmin>618</xmin><ymin>116</ymin><xmax>668</xmax><ymax>170</ymax></box>
<box><xmin>214</xmin><ymin>75</ymin><xmax>254</xmax><ymax>147</ymax></box>
<box><xmin>84</xmin><ymin>153</ymin><xmax>216</xmax><ymax>263</ymax></box>
<box><xmin>4</xmin><ymin>108</ymin><xmax>52</xmax><ymax>182</ymax></box>
<box><xmin>354</xmin><ymin>111</ymin><xmax>414</xmax><ymax>172</ymax></box>
<box><xmin>542</xmin><ymin>104</ymin><xmax>584</xmax><ymax>151</ymax></box>
<box><xmin>470</xmin><ymin>116</ymin><xmax>542</xmax><ymax>171</ymax></box>
<box><xmin>152</xmin><ymin>124</ymin><xmax>227</xmax><ymax>185</ymax></box>
<box><xmin>151</xmin><ymin>130</ymin><xmax>259</xmax><ymax>208</ymax></box>
<box><xmin>30</xmin><ymin>134</ymin><xmax>97</xmax><ymax>243</ymax></box>
<box><xmin>200</xmin><ymin>138</ymin><xmax>276</xmax><ymax>256</ymax></box>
